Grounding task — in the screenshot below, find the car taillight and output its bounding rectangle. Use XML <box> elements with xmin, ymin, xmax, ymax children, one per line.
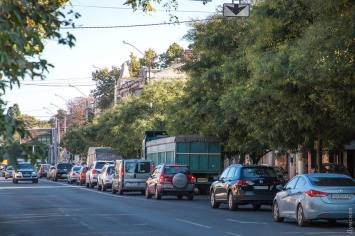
<box><xmin>151</xmin><ymin>164</ymin><xmax>154</xmax><ymax>173</ymax></box>
<box><xmin>235</xmin><ymin>180</ymin><xmax>250</xmax><ymax>186</ymax></box>
<box><xmin>274</xmin><ymin>179</ymin><xmax>281</xmax><ymax>185</ymax></box>
<box><xmin>92</xmin><ymin>170</ymin><xmax>97</xmax><ymax>174</ymax></box>
<box><xmin>105</xmin><ymin>172</ymin><xmax>108</xmax><ymax>177</ymax></box>
<box><xmin>121</xmin><ymin>166</ymin><xmax>124</xmax><ymax>178</ymax></box>
<box><xmin>305</xmin><ymin>190</ymin><xmax>329</xmax><ymax>197</ymax></box>
<box><xmin>159</xmin><ymin>175</ymin><xmax>165</xmax><ymax>183</ymax></box>
<box><xmin>72</xmin><ymin>173</ymin><xmax>76</xmax><ymax>176</ymax></box>
<box><xmin>40</xmin><ymin>169</ymin><xmax>44</xmax><ymax>172</ymax></box>
<box><xmin>190</xmin><ymin>176</ymin><xmax>195</xmax><ymax>183</ymax></box>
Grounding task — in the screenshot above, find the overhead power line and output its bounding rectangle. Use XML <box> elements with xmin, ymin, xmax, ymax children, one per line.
<box><xmin>61</xmin><ymin>19</ymin><xmax>214</xmax><ymax>29</ymax></box>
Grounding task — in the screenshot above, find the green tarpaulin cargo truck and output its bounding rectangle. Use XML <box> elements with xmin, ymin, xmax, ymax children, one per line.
<box><xmin>142</xmin><ymin>131</ymin><xmax>222</xmax><ymax>194</ymax></box>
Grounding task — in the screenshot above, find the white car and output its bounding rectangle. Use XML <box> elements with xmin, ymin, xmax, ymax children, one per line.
<box><xmin>97</xmin><ymin>164</ymin><xmax>114</xmax><ymax>191</ymax></box>
<box><xmin>86</xmin><ymin>161</ymin><xmax>114</xmax><ymax>188</ymax></box>
<box><xmin>12</xmin><ymin>163</ymin><xmax>38</xmax><ymax>184</ymax></box>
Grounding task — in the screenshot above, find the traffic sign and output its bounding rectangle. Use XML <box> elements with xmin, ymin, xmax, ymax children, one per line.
<box><xmin>223</xmin><ymin>3</ymin><xmax>250</xmax><ymax>17</ymax></box>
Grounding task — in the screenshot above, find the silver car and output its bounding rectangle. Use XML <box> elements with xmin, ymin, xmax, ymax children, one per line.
<box><xmin>273</xmin><ymin>173</ymin><xmax>355</xmax><ymax>227</ymax></box>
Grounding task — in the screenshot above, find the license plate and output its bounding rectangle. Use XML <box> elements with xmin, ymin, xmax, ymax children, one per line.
<box><xmin>23</xmin><ymin>174</ymin><xmax>30</xmax><ymax>177</ymax></box>
<box><xmin>254</xmin><ymin>186</ymin><xmax>268</xmax><ymax>190</ymax></box>
<box><xmin>332</xmin><ymin>194</ymin><xmax>352</xmax><ymax>199</ymax></box>
<box><xmin>126</xmin><ymin>183</ymin><xmax>137</xmax><ymax>186</ymax></box>
<box><xmin>62</xmin><ymin>174</ymin><xmax>67</xmax><ymax>177</ymax></box>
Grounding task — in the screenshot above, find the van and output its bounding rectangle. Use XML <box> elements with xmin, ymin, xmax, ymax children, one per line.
<box><xmin>112</xmin><ymin>159</ymin><xmax>153</xmax><ymax>195</ymax></box>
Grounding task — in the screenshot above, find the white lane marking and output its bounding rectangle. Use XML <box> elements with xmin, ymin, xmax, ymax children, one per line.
<box><xmin>175</xmin><ymin>218</ymin><xmax>211</xmax><ymax>228</ymax></box>
<box><xmin>226</xmin><ymin>232</ymin><xmax>242</xmax><ymax>236</ymax></box>
<box><xmin>227</xmin><ymin>219</ymin><xmax>267</xmax><ymax>225</ymax></box>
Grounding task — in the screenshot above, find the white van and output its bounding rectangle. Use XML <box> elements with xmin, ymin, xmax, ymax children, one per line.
<box><xmin>112</xmin><ymin>159</ymin><xmax>153</xmax><ymax>195</ymax></box>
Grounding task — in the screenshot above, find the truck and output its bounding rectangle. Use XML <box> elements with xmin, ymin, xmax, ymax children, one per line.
<box><xmin>142</xmin><ymin>131</ymin><xmax>222</xmax><ymax>194</ymax></box>
<box><xmin>86</xmin><ymin>147</ymin><xmax>122</xmax><ymax>166</ymax></box>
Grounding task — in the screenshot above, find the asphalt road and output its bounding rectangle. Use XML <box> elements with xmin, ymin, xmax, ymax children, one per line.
<box><xmin>0</xmin><ymin>176</ymin><xmax>351</xmax><ymax>236</ymax></box>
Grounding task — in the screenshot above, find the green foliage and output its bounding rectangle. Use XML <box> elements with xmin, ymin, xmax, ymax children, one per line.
<box><xmin>127</xmin><ymin>52</ymin><xmax>141</xmax><ymax>77</ymax></box>
<box><xmin>158</xmin><ymin>42</ymin><xmax>184</xmax><ymax>68</ymax></box>
<box><xmin>91</xmin><ymin>67</ymin><xmax>120</xmax><ymax>110</ymax></box>
<box><xmin>0</xmin><ymin>0</ymin><xmax>80</xmax><ymax>164</ymax></box>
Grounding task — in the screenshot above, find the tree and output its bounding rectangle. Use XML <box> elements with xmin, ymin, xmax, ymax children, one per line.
<box><xmin>0</xmin><ymin>1</ymin><xmax>80</xmax><ymax>165</ymax></box>
<box><xmin>91</xmin><ymin>67</ymin><xmax>120</xmax><ymax>110</ymax></box>
<box><xmin>139</xmin><ymin>48</ymin><xmax>159</xmax><ymax>69</ymax></box>
<box><xmin>127</xmin><ymin>52</ymin><xmax>141</xmax><ymax>77</ymax></box>
<box><xmin>158</xmin><ymin>42</ymin><xmax>184</xmax><ymax>68</ymax></box>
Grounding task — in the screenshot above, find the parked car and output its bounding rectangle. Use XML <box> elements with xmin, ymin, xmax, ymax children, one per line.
<box><xmin>47</xmin><ymin>166</ymin><xmax>55</xmax><ymax>180</ymax></box>
<box><xmin>52</xmin><ymin>163</ymin><xmax>73</xmax><ymax>182</ymax></box>
<box><xmin>97</xmin><ymin>164</ymin><xmax>114</xmax><ymax>191</ymax></box>
<box><xmin>145</xmin><ymin>163</ymin><xmax>195</xmax><ymax>200</ymax></box>
<box><xmin>320</xmin><ymin>163</ymin><xmax>351</xmax><ymax>177</ymax></box>
<box><xmin>76</xmin><ymin>166</ymin><xmax>88</xmax><ymax>186</ymax></box>
<box><xmin>112</xmin><ymin>159</ymin><xmax>153</xmax><ymax>195</ymax></box>
<box><xmin>12</xmin><ymin>162</ymin><xmax>38</xmax><ymax>184</ymax></box>
<box><xmin>37</xmin><ymin>164</ymin><xmax>52</xmax><ymax>178</ymax></box>
<box><xmin>273</xmin><ymin>173</ymin><xmax>355</xmax><ymax>227</ymax></box>
<box><xmin>272</xmin><ymin>166</ymin><xmax>289</xmax><ymax>185</ymax></box>
<box><xmin>86</xmin><ymin>161</ymin><xmax>114</xmax><ymax>188</ymax></box>
<box><xmin>67</xmin><ymin>166</ymin><xmax>82</xmax><ymax>184</ymax></box>
<box><xmin>1</xmin><ymin>164</ymin><xmax>8</xmax><ymax>177</ymax></box>
<box><xmin>4</xmin><ymin>166</ymin><xmax>13</xmax><ymax>179</ymax></box>
<box><xmin>210</xmin><ymin>164</ymin><xmax>282</xmax><ymax>211</ymax></box>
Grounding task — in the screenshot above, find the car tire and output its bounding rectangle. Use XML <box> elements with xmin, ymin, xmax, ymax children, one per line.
<box><xmin>252</xmin><ymin>204</ymin><xmax>261</xmax><ymax>210</ymax></box>
<box><xmin>33</xmin><ymin>179</ymin><xmax>38</xmax><ymax>183</ymax></box>
<box><xmin>112</xmin><ymin>186</ymin><xmax>117</xmax><ymax>194</ymax></box>
<box><xmin>76</xmin><ymin>180</ymin><xmax>79</xmax><ymax>185</ymax></box>
<box><xmin>177</xmin><ymin>194</ymin><xmax>183</xmax><ymax>200</ymax></box>
<box><xmin>172</xmin><ymin>173</ymin><xmax>188</xmax><ymax>189</ymax></box>
<box><xmin>97</xmin><ymin>183</ymin><xmax>102</xmax><ymax>191</ymax></box>
<box><xmin>210</xmin><ymin>190</ymin><xmax>220</xmax><ymax>209</ymax></box>
<box><xmin>118</xmin><ymin>183</ymin><xmax>123</xmax><ymax>195</ymax></box>
<box><xmin>102</xmin><ymin>183</ymin><xmax>107</xmax><ymax>192</ymax></box>
<box><xmin>54</xmin><ymin>177</ymin><xmax>58</xmax><ymax>182</ymax></box>
<box><xmin>145</xmin><ymin>186</ymin><xmax>152</xmax><ymax>199</ymax></box>
<box><xmin>273</xmin><ymin>201</ymin><xmax>284</xmax><ymax>222</ymax></box>
<box><xmin>85</xmin><ymin>181</ymin><xmax>89</xmax><ymax>188</ymax></box>
<box><xmin>14</xmin><ymin>179</ymin><xmax>18</xmax><ymax>184</ymax></box>
<box><xmin>155</xmin><ymin>186</ymin><xmax>162</xmax><ymax>200</ymax></box>
<box><xmin>228</xmin><ymin>192</ymin><xmax>238</xmax><ymax>211</ymax></box>
<box><xmin>187</xmin><ymin>194</ymin><xmax>194</xmax><ymax>201</ymax></box>
<box><xmin>297</xmin><ymin>204</ymin><xmax>309</xmax><ymax>227</ymax></box>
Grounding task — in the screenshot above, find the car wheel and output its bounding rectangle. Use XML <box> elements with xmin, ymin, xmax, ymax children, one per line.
<box><xmin>210</xmin><ymin>190</ymin><xmax>220</xmax><ymax>208</ymax></box>
<box><xmin>5</xmin><ymin>176</ymin><xmax>7</xmax><ymax>179</ymax></box>
<box><xmin>155</xmin><ymin>186</ymin><xmax>162</xmax><ymax>200</ymax></box>
<box><xmin>187</xmin><ymin>194</ymin><xmax>194</xmax><ymax>201</ymax></box>
<box><xmin>85</xmin><ymin>181</ymin><xmax>89</xmax><ymax>188</ymax></box>
<box><xmin>14</xmin><ymin>179</ymin><xmax>18</xmax><ymax>184</ymax></box>
<box><xmin>177</xmin><ymin>194</ymin><xmax>183</xmax><ymax>200</ymax></box>
<box><xmin>228</xmin><ymin>192</ymin><xmax>238</xmax><ymax>211</ymax></box>
<box><xmin>112</xmin><ymin>185</ymin><xmax>117</xmax><ymax>194</ymax></box>
<box><xmin>252</xmin><ymin>204</ymin><xmax>261</xmax><ymax>210</ymax></box>
<box><xmin>145</xmin><ymin>185</ymin><xmax>152</xmax><ymax>199</ymax></box>
<box><xmin>297</xmin><ymin>204</ymin><xmax>309</xmax><ymax>227</ymax></box>
<box><xmin>97</xmin><ymin>183</ymin><xmax>102</xmax><ymax>191</ymax></box>
<box><xmin>273</xmin><ymin>201</ymin><xmax>284</xmax><ymax>222</ymax></box>
<box><xmin>76</xmin><ymin>180</ymin><xmax>79</xmax><ymax>185</ymax></box>
<box><xmin>54</xmin><ymin>177</ymin><xmax>58</xmax><ymax>182</ymax></box>
<box><xmin>102</xmin><ymin>183</ymin><xmax>107</xmax><ymax>192</ymax></box>
<box><xmin>118</xmin><ymin>183</ymin><xmax>123</xmax><ymax>195</ymax></box>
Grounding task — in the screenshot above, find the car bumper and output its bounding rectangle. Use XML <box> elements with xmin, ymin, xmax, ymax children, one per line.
<box><xmin>304</xmin><ymin>200</ymin><xmax>353</xmax><ymax>220</ymax></box>
<box><xmin>158</xmin><ymin>184</ymin><xmax>195</xmax><ymax>195</ymax></box>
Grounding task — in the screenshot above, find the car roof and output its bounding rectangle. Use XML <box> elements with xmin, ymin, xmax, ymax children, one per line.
<box><xmin>300</xmin><ymin>173</ymin><xmax>351</xmax><ymax>178</ymax></box>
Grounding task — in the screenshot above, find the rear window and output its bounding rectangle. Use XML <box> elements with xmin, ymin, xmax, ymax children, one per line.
<box><xmin>125</xmin><ymin>162</ymin><xmax>151</xmax><ymax>173</ymax></box>
<box><xmin>57</xmin><ymin>164</ymin><xmax>73</xmax><ymax>169</ymax></box>
<box><xmin>309</xmin><ymin>176</ymin><xmax>355</xmax><ymax>186</ymax></box>
<box><xmin>95</xmin><ymin>162</ymin><xmax>113</xmax><ymax>169</ymax></box>
<box><xmin>164</xmin><ymin>166</ymin><xmax>191</xmax><ymax>174</ymax></box>
<box><xmin>242</xmin><ymin>168</ymin><xmax>276</xmax><ymax>178</ymax></box>
<box><xmin>18</xmin><ymin>163</ymin><xmax>34</xmax><ymax>169</ymax></box>
<box><xmin>73</xmin><ymin>166</ymin><xmax>82</xmax><ymax>171</ymax></box>
<box><xmin>107</xmin><ymin>166</ymin><xmax>114</xmax><ymax>174</ymax></box>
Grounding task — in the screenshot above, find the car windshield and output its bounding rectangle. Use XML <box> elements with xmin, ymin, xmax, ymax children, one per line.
<box><xmin>164</xmin><ymin>166</ymin><xmax>191</xmax><ymax>174</ymax></box>
<box><xmin>242</xmin><ymin>168</ymin><xmax>276</xmax><ymax>178</ymax></box>
<box><xmin>18</xmin><ymin>163</ymin><xmax>33</xmax><ymax>169</ymax></box>
<box><xmin>273</xmin><ymin>167</ymin><xmax>284</xmax><ymax>175</ymax></box>
<box><xmin>309</xmin><ymin>176</ymin><xmax>355</xmax><ymax>186</ymax></box>
<box><xmin>107</xmin><ymin>166</ymin><xmax>114</xmax><ymax>174</ymax></box>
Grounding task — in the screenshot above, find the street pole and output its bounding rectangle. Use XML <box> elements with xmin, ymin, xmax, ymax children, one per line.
<box><xmin>123</xmin><ymin>40</ymin><xmax>151</xmax><ymax>84</ymax></box>
<box><xmin>44</xmin><ymin>107</ymin><xmax>59</xmax><ymax>163</ymax></box>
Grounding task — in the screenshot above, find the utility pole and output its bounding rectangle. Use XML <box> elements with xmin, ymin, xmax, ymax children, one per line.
<box><xmin>55</xmin><ymin>94</ymin><xmax>73</xmax><ymax>125</ymax></box>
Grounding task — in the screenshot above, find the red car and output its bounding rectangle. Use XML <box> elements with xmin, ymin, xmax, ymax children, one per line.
<box><xmin>76</xmin><ymin>166</ymin><xmax>88</xmax><ymax>185</ymax></box>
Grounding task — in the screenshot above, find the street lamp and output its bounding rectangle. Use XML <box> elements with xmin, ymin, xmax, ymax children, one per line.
<box><xmin>123</xmin><ymin>40</ymin><xmax>151</xmax><ymax>84</ymax></box>
<box><xmin>55</xmin><ymin>94</ymin><xmax>73</xmax><ymax>125</ymax></box>
<box><xmin>69</xmin><ymin>84</ymin><xmax>89</xmax><ymax>121</ymax></box>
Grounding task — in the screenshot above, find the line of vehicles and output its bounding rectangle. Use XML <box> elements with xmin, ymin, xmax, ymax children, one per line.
<box><xmin>1</xmin><ymin>131</ymin><xmax>354</xmax><ymax>228</ymax></box>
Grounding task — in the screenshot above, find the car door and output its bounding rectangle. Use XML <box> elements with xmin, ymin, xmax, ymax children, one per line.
<box><xmin>288</xmin><ymin>176</ymin><xmax>307</xmax><ymax>215</ymax></box>
<box><xmin>214</xmin><ymin>167</ymin><xmax>231</xmax><ymax>201</ymax></box>
<box><xmin>278</xmin><ymin>176</ymin><xmax>299</xmax><ymax>217</ymax></box>
<box><xmin>147</xmin><ymin>166</ymin><xmax>160</xmax><ymax>193</ymax></box>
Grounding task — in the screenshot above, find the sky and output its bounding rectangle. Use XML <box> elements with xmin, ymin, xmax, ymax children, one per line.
<box><xmin>3</xmin><ymin>0</ymin><xmax>226</xmax><ymax>120</ymax></box>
